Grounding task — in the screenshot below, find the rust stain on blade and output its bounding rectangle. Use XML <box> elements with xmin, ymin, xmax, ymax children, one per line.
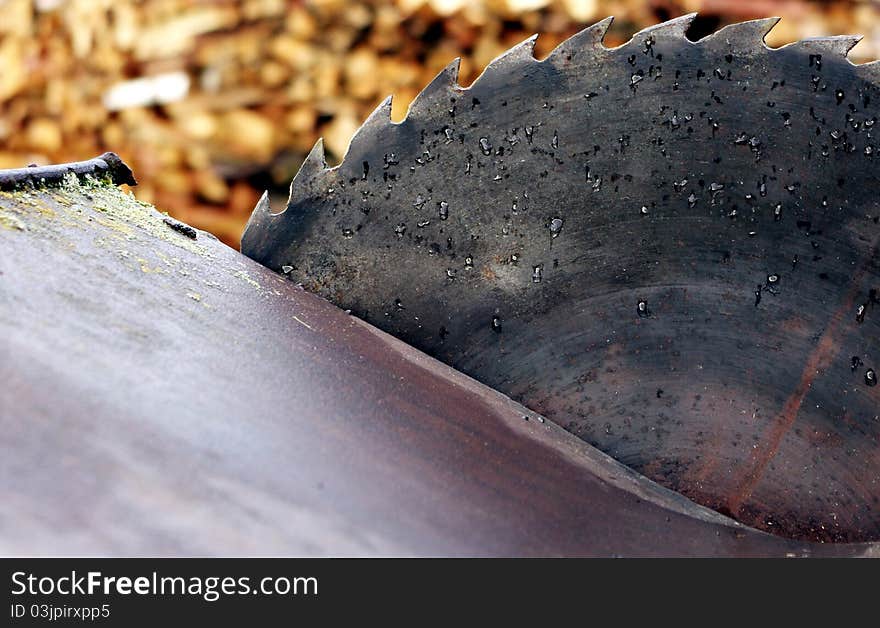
<box><xmin>726</xmin><ymin>236</ymin><xmax>880</xmax><ymax>517</ymax></box>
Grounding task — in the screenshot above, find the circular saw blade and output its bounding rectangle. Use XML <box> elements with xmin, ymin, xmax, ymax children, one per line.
<box><xmin>242</xmin><ymin>15</ymin><xmax>880</xmax><ymax>543</ymax></box>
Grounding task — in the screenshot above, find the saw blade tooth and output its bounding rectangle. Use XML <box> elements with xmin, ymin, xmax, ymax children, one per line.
<box><xmin>438</xmin><ymin>57</ymin><xmax>462</xmax><ymax>87</ymax></box>
<box><xmin>240</xmin><ymin>190</ymin><xmax>276</xmax><ymax>254</ymax></box>
<box><xmin>253</xmin><ymin>189</ymin><xmax>273</xmax><ymax>217</ymax></box>
<box><xmin>699</xmin><ymin>17</ymin><xmax>780</xmax><ymax>47</ymax></box>
<box><xmin>628</xmin><ymin>12</ymin><xmax>696</xmax><ymax>43</ymax></box>
<box><xmin>291</xmin><ymin>137</ymin><xmax>327</xmax><ymax>188</ymax></box>
<box><xmin>335</xmin><ymin>95</ymin><xmax>393</xmax><ymax>168</ymax></box>
<box><xmin>282</xmin><ymin>137</ymin><xmax>327</xmax><ymax>211</ymax></box>
<box><xmin>495</xmin><ymin>33</ymin><xmax>538</xmax><ymax>62</ymax></box>
<box><xmin>471</xmin><ymin>34</ymin><xmax>539</xmax><ymax>87</ymax></box>
<box><xmin>785</xmin><ymin>35</ymin><xmax>863</xmax><ymax>58</ymax></box>
<box><xmin>357</xmin><ymin>95</ymin><xmax>394</xmax><ymax>129</ymax></box>
<box><xmin>249</xmin><ymin>189</ymin><xmax>274</xmax><ymax>221</ymax></box>
<box><xmin>404</xmin><ymin>58</ymin><xmax>462</xmax><ymax>121</ymax></box>
<box><xmin>545</xmin><ymin>16</ymin><xmax>613</xmax><ymax>65</ymax></box>
<box><xmin>242</xmin><ymin>138</ymin><xmax>326</xmax><ymax>254</ymax></box>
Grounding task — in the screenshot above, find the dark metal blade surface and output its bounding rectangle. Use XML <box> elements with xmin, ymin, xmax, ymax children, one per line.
<box><xmin>242</xmin><ymin>16</ymin><xmax>880</xmax><ymax>543</ymax></box>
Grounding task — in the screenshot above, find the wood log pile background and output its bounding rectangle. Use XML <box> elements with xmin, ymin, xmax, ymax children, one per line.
<box><xmin>1</xmin><ymin>0</ymin><xmax>878</xmax><ymax>245</ymax></box>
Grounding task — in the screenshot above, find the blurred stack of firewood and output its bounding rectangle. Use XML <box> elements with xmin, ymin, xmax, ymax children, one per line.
<box><xmin>1</xmin><ymin>0</ymin><xmax>878</xmax><ymax>244</ymax></box>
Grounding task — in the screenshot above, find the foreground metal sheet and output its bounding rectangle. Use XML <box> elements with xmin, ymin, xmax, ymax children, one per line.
<box><xmin>242</xmin><ymin>16</ymin><xmax>880</xmax><ymax>542</ymax></box>
<box><xmin>0</xmin><ymin>182</ymin><xmax>874</xmax><ymax>556</ymax></box>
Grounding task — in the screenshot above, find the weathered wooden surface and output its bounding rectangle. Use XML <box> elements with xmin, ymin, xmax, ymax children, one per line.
<box><xmin>0</xmin><ymin>152</ymin><xmax>136</xmax><ymax>190</ymax></box>
<box><xmin>0</xmin><ymin>181</ymin><xmax>875</xmax><ymax>556</ymax></box>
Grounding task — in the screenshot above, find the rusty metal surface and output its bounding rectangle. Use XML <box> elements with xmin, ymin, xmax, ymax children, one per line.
<box><xmin>0</xmin><ymin>182</ymin><xmax>874</xmax><ymax>556</ymax></box>
<box><xmin>242</xmin><ymin>16</ymin><xmax>880</xmax><ymax>543</ymax></box>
